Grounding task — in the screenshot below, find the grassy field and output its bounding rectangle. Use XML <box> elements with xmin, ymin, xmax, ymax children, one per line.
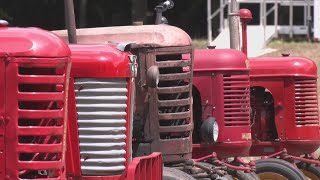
<box><xmin>263</xmin><ymin>39</ymin><xmax>320</xmax><ymax>61</ymax></box>
<box><xmin>193</xmin><ymin>38</ymin><xmax>320</xmax><ymax>60</ymax></box>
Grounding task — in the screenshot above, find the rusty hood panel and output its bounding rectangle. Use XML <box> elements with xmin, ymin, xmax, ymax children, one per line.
<box><xmin>52</xmin><ymin>25</ymin><xmax>192</xmax><ymax>47</ymax></box>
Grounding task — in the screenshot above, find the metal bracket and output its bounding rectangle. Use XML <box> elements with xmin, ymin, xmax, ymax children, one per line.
<box><xmin>129</xmin><ymin>55</ymin><xmax>138</xmax><ymax>77</ymax></box>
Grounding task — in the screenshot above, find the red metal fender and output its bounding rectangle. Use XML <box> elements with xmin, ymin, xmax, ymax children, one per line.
<box><xmin>126</xmin><ymin>152</ymin><xmax>163</xmax><ymax>180</ymax></box>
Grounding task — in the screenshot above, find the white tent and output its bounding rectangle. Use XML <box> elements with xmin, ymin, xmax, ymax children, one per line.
<box><xmin>315</xmin><ymin>0</ymin><xmax>320</xmax><ymax>40</ymax></box>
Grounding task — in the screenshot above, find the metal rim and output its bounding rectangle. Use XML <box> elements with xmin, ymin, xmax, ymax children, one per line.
<box><xmin>301</xmin><ymin>169</ymin><xmax>320</xmax><ymax>180</ymax></box>
<box><xmin>258</xmin><ymin>172</ymin><xmax>288</xmax><ymax>180</ymax></box>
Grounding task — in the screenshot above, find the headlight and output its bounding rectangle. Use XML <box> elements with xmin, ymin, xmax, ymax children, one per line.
<box><xmin>212</xmin><ymin>119</ymin><xmax>219</xmax><ymax>142</ymax></box>
<box><xmin>200</xmin><ymin>117</ymin><xmax>219</xmax><ymax>143</ymax></box>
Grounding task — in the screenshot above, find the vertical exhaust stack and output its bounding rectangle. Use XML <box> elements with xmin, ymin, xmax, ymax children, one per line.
<box><xmin>64</xmin><ymin>0</ymin><xmax>77</xmax><ymax>44</ymax></box>
<box><xmin>239</xmin><ymin>9</ymin><xmax>253</xmax><ymax>56</ymax></box>
<box><xmin>229</xmin><ymin>0</ymin><xmax>240</xmax><ymax>50</ymax></box>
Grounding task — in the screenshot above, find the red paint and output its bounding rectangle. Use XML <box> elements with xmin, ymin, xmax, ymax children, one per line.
<box><xmin>5</xmin><ymin>57</ymin><xmax>71</xmax><ymax>179</ymax></box>
<box><xmin>125</xmin><ymin>78</ymin><xmax>133</xmax><ymax>170</ymax></box>
<box><xmin>190</xmin><ymin>49</ymin><xmax>251</xmax><ymax>158</ymax></box>
<box><xmin>127</xmin><ymin>153</ymin><xmax>163</xmax><ymax>180</ymax></box>
<box><xmin>67</xmin><ymin>44</ymin><xmax>132</xmax><ymax>178</ymax></box>
<box><xmin>67</xmin><ymin>44</ymin><xmax>162</xmax><ymax>179</ymax></box>
<box><xmin>0</xmin><ymin>27</ymin><xmax>70</xmax><ymax>57</ymax></box>
<box><xmin>250</xmin><ymin>57</ymin><xmax>317</xmax><ymax>78</ymax></box>
<box><xmin>69</xmin><ymin>45</ymin><xmax>131</xmax><ymax>78</ymax></box>
<box><xmin>185</xmin><ymin>49</ymin><xmax>248</xmax><ymax>72</ymax></box>
<box><xmin>249</xmin><ymin>57</ymin><xmax>320</xmax><ymax>156</ymax></box>
<box><xmin>0</xmin><ymin>56</ymin><xmax>5</xmax><ymax>180</ymax></box>
<box><xmin>66</xmin><ymin>153</ymin><xmax>162</xmax><ymax>180</ymax></box>
<box><xmin>239</xmin><ymin>9</ymin><xmax>253</xmax><ymax>56</ymax></box>
<box><xmin>66</xmin><ymin>78</ymin><xmax>82</xmax><ymax>177</ymax></box>
<box><xmin>0</xmin><ymin>27</ymin><xmax>71</xmax><ymax>179</ymax></box>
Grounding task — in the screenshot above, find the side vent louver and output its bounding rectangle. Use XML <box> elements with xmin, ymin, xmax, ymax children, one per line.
<box><xmin>295</xmin><ymin>78</ymin><xmax>319</xmax><ymax>126</ymax></box>
<box><xmin>223</xmin><ymin>74</ymin><xmax>250</xmax><ymax>126</ymax></box>
<box><xmin>74</xmin><ymin>78</ymin><xmax>128</xmax><ymax>175</ymax></box>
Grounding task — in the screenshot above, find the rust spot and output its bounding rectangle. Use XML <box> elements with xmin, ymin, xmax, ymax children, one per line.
<box><xmin>77</xmin><ymin>85</ymin><xmax>84</xmax><ymax>91</ymax></box>
<box><xmin>83</xmin><ymin>155</ymin><xmax>89</xmax><ymax>161</ymax></box>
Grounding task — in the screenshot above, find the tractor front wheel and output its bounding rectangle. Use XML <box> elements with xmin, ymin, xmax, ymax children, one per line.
<box><xmin>297</xmin><ymin>162</ymin><xmax>320</xmax><ymax>180</ymax></box>
<box><xmin>255</xmin><ymin>158</ymin><xmax>305</xmax><ymax>180</ymax></box>
<box><xmin>163</xmin><ymin>167</ymin><xmax>196</xmax><ymax>180</ymax></box>
<box><xmin>228</xmin><ymin>170</ymin><xmax>260</xmax><ymax>180</ymax></box>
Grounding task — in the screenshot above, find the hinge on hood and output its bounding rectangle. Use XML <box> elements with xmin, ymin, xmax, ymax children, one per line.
<box><xmin>129</xmin><ymin>55</ymin><xmax>138</xmax><ymax>77</ymax></box>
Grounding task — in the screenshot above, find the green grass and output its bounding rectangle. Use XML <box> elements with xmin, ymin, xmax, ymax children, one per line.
<box><xmin>192</xmin><ymin>38</ymin><xmax>208</xmax><ymax>49</ymax></box>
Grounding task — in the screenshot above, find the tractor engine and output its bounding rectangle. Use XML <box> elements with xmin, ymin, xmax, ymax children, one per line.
<box><xmin>189</xmin><ymin>49</ymin><xmax>251</xmax><ymax>159</ymax></box>
<box><xmin>53</xmin><ymin>25</ymin><xmax>194</xmax><ymax>164</ymax></box>
<box><xmin>0</xmin><ymin>25</ymin><xmax>71</xmax><ymax>179</ymax></box>
<box><xmin>249</xmin><ymin>56</ymin><xmax>320</xmax><ymax>156</ymax></box>
<box><xmin>65</xmin><ymin>44</ymin><xmax>137</xmax><ymax>177</ymax></box>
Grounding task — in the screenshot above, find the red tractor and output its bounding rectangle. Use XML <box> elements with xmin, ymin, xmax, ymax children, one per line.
<box><xmin>249</xmin><ymin>56</ymin><xmax>320</xmax><ymax>180</ymax></box>
<box><xmin>0</xmin><ymin>15</ymin><xmax>162</xmax><ymax>180</ymax></box>
<box><xmin>238</xmin><ymin>7</ymin><xmax>320</xmax><ymax>180</ymax></box>
<box><xmin>54</xmin><ymin>24</ymin><xmax>231</xmax><ymax>180</ymax></box>
<box><xmin>0</xmin><ymin>21</ymin><xmax>72</xmax><ymax>179</ymax></box>
<box><xmin>65</xmin><ymin>44</ymin><xmax>163</xmax><ymax>179</ymax></box>
<box><xmin>189</xmin><ymin>48</ymin><xmax>257</xmax><ymax>179</ymax></box>
<box><xmin>52</xmin><ymin>0</ymin><xmax>263</xmax><ymax>179</ymax></box>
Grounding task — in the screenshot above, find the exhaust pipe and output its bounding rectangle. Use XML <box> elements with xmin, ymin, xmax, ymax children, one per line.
<box><xmin>228</xmin><ymin>0</ymin><xmax>240</xmax><ymax>50</ymax></box>
<box><xmin>64</xmin><ymin>0</ymin><xmax>77</xmax><ymax>44</ymax></box>
<box><xmin>239</xmin><ymin>9</ymin><xmax>253</xmax><ymax>56</ymax></box>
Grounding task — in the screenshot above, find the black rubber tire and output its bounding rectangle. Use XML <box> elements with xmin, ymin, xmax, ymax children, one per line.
<box><xmin>255</xmin><ymin>158</ymin><xmax>306</xmax><ymax>180</ymax></box>
<box><xmin>250</xmin><ymin>172</ymin><xmax>261</xmax><ymax>180</ymax></box>
<box><xmin>228</xmin><ymin>170</ymin><xmax>259</xmax><ymax>180</ymax></box>
<box><xmin>163</xmin><ymin>167</ymin><xmax>196</xmax><ymax>180</ymax></box>
<box><xmin>198</xmin><ymin>175</ymin><xmax>233</xmax><ymax>180</ymax></box>
<box><xmin>297</xmin><ymin>162</ymin><xmax>320</xmax><ymax>180</ymax></box>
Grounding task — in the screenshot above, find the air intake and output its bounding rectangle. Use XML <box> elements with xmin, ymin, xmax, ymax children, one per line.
<box><xmin>223</xmin><ymin>74</ymin><xmax>250</xmax><ymax>126</ymax></box>
<box><xmin>295</xmin><ymin>78</ymin><xmax>319</xmax><ymax>127</ymax></box>
<box><xmin>74</xmin><ymin>78</ymin><xmax>128</xmax><ymax>176</ymax></box>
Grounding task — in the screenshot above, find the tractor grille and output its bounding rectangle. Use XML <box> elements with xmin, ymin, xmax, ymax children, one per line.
<box><xmin>223</xmin><ymin>74</ymin><xmax>250</xmax><ymax>126</ymax></box>
<box><xmin>156</xmin><ymin>54</ymin><xmax>192</xmax><ymax>139</ymax></box>
<box><xmin>15</xmin><ymin>60</ymin><xmax>68</xmax><ymax>179</ymax></box>
<box><xmin>74</xmin><ymin>78</ymin><xmax>128</xmax><ymax>176</ymax></box>
<box><xmin>294</xmin><ymin>78</ymin><xmax>319</xmax><ymax>126</ymax></box>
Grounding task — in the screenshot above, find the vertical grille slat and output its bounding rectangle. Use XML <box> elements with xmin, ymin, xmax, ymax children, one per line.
<box><xmin>295</xmin><ymin>78</ymin><xmax>319</xmax><ymax>126</ymax></box>
<box><xmin>74</xmin><ymin>78</ymin><xmax>128</xmax><ymax>176</ymax></box>
<box><xmin>223</xmin><ymin>74</ymin><xmax>250</xmax><ymax>126</ymax></box>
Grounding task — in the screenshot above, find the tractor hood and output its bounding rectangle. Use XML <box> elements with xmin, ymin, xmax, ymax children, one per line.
<box><xmin>52</xmin><ymin>25</ymin><xmax>192</xmax><ymax>47</ymax></box>
<box><xmin>0</xmin><ymin>27</ymin><xmax>70</xmax><ymax>58</ymax></box>
<box><xmin>69</xmin><ymin>44</ymin><xmax>131</xmax><ymax>78</ymax></box>
<box><xmin>250</xmin><ymin>57</ymin><xmax>317</xmax><ymax>78</ymax></box>
<box><xmin>184</xmin><ymin>49</ymin><xmax>248</xmax><ymax>72</ymax></box>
